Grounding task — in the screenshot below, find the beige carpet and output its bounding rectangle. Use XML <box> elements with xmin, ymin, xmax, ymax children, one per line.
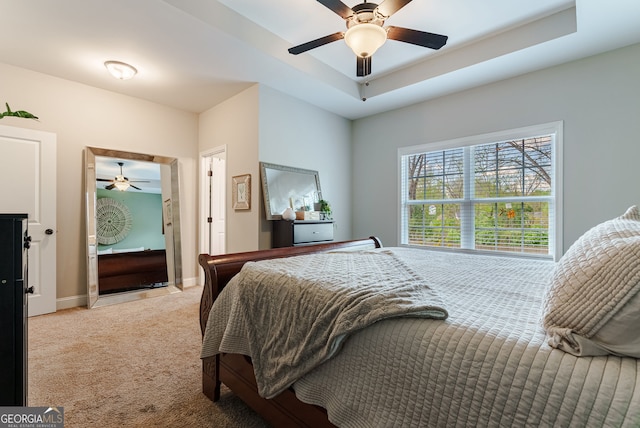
<box><xmin>28</xmin><ymin>286</ymin><xmax>269</xmax><ymax>427</ymax></box>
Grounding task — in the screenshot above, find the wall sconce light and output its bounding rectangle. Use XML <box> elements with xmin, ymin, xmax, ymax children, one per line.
<box><xmin>104</xmin><ymin>61</ymin><xmax>138</xmax><ymax>80</ymax></box>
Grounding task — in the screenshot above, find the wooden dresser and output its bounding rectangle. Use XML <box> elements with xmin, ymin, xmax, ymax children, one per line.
<box><xmin>97</xmin><ymin>249</ymin><xmax>168</xmax><ymax>294</ymax></box>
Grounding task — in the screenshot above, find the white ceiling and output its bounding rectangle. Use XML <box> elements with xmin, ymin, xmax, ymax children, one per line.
<box><xmin>1</xmin><ymin>0</ymin><xmax>639</xmax><ymax>120</ymax></box>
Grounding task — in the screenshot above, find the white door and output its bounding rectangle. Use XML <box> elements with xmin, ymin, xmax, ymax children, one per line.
<box><xmin>0</xmin><ymin>124</ymin><xmax>57</xmax><ymax>316</ymax></box>
<box><xmin>199</xmin><ymin>148</ymin><xmax>226</xmax><ymax>284</ymax></box>
<box><xmin>206</xmin><ymin>154</ymin><xmax>226</xmax><ymax>255</ymax></box>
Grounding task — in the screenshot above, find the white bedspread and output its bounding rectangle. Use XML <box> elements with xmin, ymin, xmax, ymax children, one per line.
<box><xmin>295</xmin><ymin>248</ymin><xmax>640</xmax><ymax>427</ymax></box>
<box><xmin>203</xmin><ymin>247</ymin><xmax>640</xmax><ymax>427</ymax></box>
<box><xmin>201</xmin><ymin>250</ymin><xmax>447</xmax><ymax>398</ymax></box>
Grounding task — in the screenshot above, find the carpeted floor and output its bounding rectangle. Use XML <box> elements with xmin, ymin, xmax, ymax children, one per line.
<box><xmin>28</xmin><ymin>286</ymin><xmax>269</xmax><ymax>427</ymax></box>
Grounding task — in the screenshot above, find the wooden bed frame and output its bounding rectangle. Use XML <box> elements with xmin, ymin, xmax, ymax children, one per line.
<box><xmin>198</xmin><ymin>237</ymin><xmax>383</xmax><ymax>427</ymax></box>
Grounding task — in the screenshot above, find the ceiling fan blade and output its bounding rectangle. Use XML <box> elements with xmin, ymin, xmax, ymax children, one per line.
<box><xmin>377</xmin><ymin>0</ymin><xmax>413</xmax><ymax>18</ymax></box>
<box><xmin>105</xmin><ymin>184</ymin><xmax>116</xmax><ymax>190</ymax></box>
<box><xmin>356</xmin><ymin>56</ymin><xmax>372</xmax><ymax>77</ymax></box>
<box><xmin>316</xmin><ymin>0</ymin><xmax>353</xmax><ymax>19</ymax></box>
<box><xmin>288</xmin><ymin>32</ymin><xmax>344</xmax><ymax>55</ymax></box>
<box><xmin>96</xmin><ymin>178</ymin><xmax>113</xmax><ymax>182</ymax></box>
<box><xmin>130</xmin><ymin>184</ymin><xmax>142</xmax><ymax>190</ymax></box>
<box><xmin>386</xmin><ymin>26</ymin><xmax>448</xmax><ymax>50</ymax></box>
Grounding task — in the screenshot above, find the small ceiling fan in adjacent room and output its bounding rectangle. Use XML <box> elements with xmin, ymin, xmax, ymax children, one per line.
<box><xmin>288</xmin><ymin>0</ymin><xmax>448</xmax><ymax>77</ymax></box>
<box><xmin>97</xmin><ymin>162</ymin><xmax>148</xmax><ymax>191</ymax></box>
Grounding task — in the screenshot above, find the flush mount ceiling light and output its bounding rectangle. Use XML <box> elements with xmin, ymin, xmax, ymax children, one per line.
<box><xmin>104</xmin><ymin>60</ymin><xmax>137</xmax><ymax>80</ymax></box>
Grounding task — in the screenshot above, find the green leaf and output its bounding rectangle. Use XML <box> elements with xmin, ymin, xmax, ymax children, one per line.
<box><xmin>0</xmin><ymin>102</ymin><xmax>38</xmax><ymax>120</ymax></box>
<box><xmin>12</xmin><ymin>110</ymin><xmax>39</xmax><ymax>119</ymax></box>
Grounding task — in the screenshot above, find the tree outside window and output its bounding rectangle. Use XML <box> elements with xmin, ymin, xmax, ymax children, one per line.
<box><xmin>401</xmin><ymin>131</ymin><xmax>557</xmax><ymax>258</ymax></box>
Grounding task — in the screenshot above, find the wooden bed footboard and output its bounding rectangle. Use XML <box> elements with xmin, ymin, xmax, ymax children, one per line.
<box><xmin>198</xmin><ymin>237</ymin><xmax>382</xmax><ymax>427</ymax></box>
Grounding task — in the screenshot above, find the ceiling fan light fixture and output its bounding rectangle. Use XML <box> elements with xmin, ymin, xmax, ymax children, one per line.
<box><xmin>344</xmin><ymin>23</ymin><xmax>387</xmax><ymax>58</ymax></box>
<box><xmin>113</xmin><ymin>174</ymin><xmax>130</xmax><ymax>191</ymax></box>
<box><xmin>104</xmin><ymin>60</ymin><xmax>138</xmax><ymax>80</ymax></box>
<box><xmin>113</xmin><ymin>180</ymin><xmax>130</xmax><ymax>191</ymax></box>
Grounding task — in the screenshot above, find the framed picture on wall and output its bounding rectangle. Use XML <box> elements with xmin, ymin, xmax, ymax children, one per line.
<box><xmin>232</xmin><ymin>174</ymin><xmax>251</xmax><ymax>210</ymax></box>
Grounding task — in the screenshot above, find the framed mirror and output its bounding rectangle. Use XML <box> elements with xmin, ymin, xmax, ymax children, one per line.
<box><xmin>84</xmin><ymin>147</ymin><xmax>182</xmax><ymax>308</ymax></box>
<box><xmin>260</xmin><ymin>162</ymin><xmax>322</xmax><ymax>220</ymax></box>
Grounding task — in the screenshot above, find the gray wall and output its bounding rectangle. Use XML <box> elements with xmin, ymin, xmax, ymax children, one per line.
<box><xmin>352</xmin><ymin>42</ymin><xmax>640</xmax><ymax>254</ymax></box>
<box><xmin>258</xmin><ymin>85</ymin><xmax>353</xmax><ymax>246</ymax></box>
<box><xmin>199</xmin><ymin>85</ymin><xmax>353</xmax><ymax>251</ymax></box>
<box><xmin>199</xmin><ymin>85</ymin><xmax>261</xmax><ymax>253</ymax></box>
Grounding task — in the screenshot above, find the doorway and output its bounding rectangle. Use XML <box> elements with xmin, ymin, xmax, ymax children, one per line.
<box><xmin>200</xmin><ymin>146</ymin><xmax>227</xmax><ymax>284</ymax></box>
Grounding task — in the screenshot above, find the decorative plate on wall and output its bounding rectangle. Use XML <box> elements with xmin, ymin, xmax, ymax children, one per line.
<box><xmin>96</xmin><ymin>197</ymin><xmax>133</xmax><ymax>245</ymax></box>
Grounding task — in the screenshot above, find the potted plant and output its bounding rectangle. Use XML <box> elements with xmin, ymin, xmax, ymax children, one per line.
<box><xmin>318</xmin><ymin>199</ymin><xmax>332</xmax><ymax>220</ymax></box>
<box><xmin>0</xmin><ymin>103</ymin><xmax>38</xmax><ymax>120</ymax></box>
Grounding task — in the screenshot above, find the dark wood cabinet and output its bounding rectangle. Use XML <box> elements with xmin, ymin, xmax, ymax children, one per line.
<box><xmin>98</xmin><ymin>249</ymin><xmax>168</xmax><ymax>294</ymax></box>
<box><xmin>272</xmin><ymin>220</ymin><xmax>334</xmax><ymax>247</ymax></box>
<box><xmin>0</xmin><ymin>214</ymin><xmax>29</xmax><ymax>406</ymax></box>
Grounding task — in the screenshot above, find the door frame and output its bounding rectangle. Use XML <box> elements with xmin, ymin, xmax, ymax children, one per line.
<box><xmin>199</xmin><ymin>145</ymin><xmax>227</xmax><ymax>285</ymax></box>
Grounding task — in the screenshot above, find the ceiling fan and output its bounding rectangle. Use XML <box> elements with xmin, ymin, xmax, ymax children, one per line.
<box><xmin>97</xmin><ymin>162</ymin><xmax>148</xmax><ymax>191</ymax></box>
<box><xmin>288</xmin><ymin>0</ymin><xmax>448</xmax><ymax>77</ymax></box>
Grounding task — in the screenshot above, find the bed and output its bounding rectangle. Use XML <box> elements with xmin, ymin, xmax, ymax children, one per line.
<box><xmin>198</xmin><ymin>207</ymin><xmax>640</xmax><ymax>427</ymax></box>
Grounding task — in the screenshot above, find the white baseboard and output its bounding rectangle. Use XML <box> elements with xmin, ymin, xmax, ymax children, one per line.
<box><xmin>183</xmin><ymin>276</ymin><xmax>199</xmax><ymax>287</ymax></box>
<box><xmin>57</xmin><ymin>294</ymin><xmax>87</xmax><ymax>310</ymax></box>
<box><xmin>56</xmin><ymin>276</ymin><xmax>199</xmax><ymax>311</ymax></box>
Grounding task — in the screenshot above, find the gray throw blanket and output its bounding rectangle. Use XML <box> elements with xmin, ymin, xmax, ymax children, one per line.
<box><xmin>201</xmin><ymin>250</ymin><xmax>448</xmax><ymax>398</ymax></box>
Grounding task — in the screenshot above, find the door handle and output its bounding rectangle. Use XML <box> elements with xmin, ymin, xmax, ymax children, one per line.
<box><xmin>45</xmin><ymin>228</ymin><xmax>54</xmax><ymax>235</ymax></box>
<box><xmin>26</xmin><ymin>286</ymin><xmax>34</xmax><ymax>294</ymax></box>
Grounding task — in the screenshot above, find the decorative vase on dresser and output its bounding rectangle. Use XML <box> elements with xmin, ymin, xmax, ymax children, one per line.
<box><xmin>0</xmin><ymin>214</ymin><xmax>29</xmax><ymax>406</ymax></box>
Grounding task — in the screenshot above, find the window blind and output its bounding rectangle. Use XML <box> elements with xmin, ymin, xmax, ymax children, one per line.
<box><xmin>399</xmin><ymin>123</ymin><xmax>561</xmax><ymax>259</ymax></box>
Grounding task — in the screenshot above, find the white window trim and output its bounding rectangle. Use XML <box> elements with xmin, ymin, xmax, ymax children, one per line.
<box><xmin>397</xmin><ymin>121</ymin><xmax>563</xmax><ymax>261</ymax></box>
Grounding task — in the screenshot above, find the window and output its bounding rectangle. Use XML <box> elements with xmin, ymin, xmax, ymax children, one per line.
<box><xmin>399</xmin><ymin>122</ymin><xmax>562</xmax><ymax>260</ymax></box>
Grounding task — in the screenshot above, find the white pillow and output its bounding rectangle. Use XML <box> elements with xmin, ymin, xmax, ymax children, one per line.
<box><xmin>542</xmin><ymin>206</ymin><xmax>640</xmax><ymax>357</ymax></box>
